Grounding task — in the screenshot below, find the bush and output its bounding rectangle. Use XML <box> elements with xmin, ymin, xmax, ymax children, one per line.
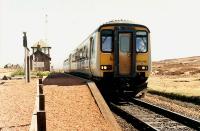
<box><xmin>36</xmin><ymin>71</ymin><xmax>50</xmax><ymax>77</ymax></box>
<box><xmin>11</xmin><ymin>69</ymin><xmax>25</xmax><ymax>77</ymax></box>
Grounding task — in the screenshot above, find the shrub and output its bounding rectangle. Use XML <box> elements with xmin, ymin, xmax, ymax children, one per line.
<box><xmin>11</xmin><ymin>69</ymin><xmax>25</xmax><ymax>77</ymax></box>
<box><xmin>36</xmin><ymin>71</ymin><xmax>50</xmax><ymax>77</ymax></box>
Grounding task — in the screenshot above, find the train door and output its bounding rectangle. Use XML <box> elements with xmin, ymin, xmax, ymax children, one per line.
<box><xmin>118</xmin><ymin>33</ymin><xmax>132</xmax><ymax>75</ymax></box>
<box><xmin>114</xmin><ymin>28</ymin><xmax>136</xmax><ymax>77</ymax></box>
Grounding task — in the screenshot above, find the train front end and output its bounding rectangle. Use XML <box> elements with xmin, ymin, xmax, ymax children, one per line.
<box><xmin>99</xmin><ymin>21</ymin><xmax>151</xmax><ymax>95</ymax></box>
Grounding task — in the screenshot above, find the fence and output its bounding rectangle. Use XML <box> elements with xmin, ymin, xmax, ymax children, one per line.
<box><xmin>29</xmin><ymin>78</ymin><xmax>46</xmax><ymax>131</ymax></box>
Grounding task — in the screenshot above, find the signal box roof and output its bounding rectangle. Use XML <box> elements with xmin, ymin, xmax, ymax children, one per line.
<box><xmin>31</xmin><ymin>40</ymin><xmax>51</xmax><ymax>48</ymax></box>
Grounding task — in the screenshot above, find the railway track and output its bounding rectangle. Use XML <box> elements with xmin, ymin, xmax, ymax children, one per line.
<box><xmin>109</xmin><ymin>96</ymin><xmax>200</xmax><ymax>131</ymax></box>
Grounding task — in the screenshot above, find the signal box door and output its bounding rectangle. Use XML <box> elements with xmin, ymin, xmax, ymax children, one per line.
<box><xmin>118</xmin><ymin>33</ymin><xmax>132</xmax><ymax>75</ymax></box>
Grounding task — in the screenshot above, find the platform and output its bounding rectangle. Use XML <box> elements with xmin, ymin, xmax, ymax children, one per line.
<box><xmin>0</xmin><ymin>79</ymin><xmax>36</xmax><ymax>131</ymax></box>
<box><xmin>43</xmin><ymin>73</ymin><xmax>120</xmax><ymax>131</ymax></box>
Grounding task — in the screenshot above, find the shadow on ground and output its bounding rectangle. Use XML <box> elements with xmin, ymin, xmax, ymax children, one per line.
<box><xmin>43</xmin><ymin>73</ymin><xmax>87</xmax><ymax>86</ymax></box>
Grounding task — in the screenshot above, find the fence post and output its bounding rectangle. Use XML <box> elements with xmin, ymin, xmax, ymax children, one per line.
<box><xmin>37</xmin><ymin>111</ymin><xmax>46</xmax><ymax>131</ymax></box>
<box><xmin>37</xmin><ymin>84</ymin><xmax>43</xmax><ymax>95</ymax></box>
<box><xmin>39</xmin><ymin>78</ymin><xmax>43</xmax><ymax>84</ymax></box>
<box><xmin>37</xmin><ymin>94</ymin><xmax>45</xmax><ymax>111</ymax></box>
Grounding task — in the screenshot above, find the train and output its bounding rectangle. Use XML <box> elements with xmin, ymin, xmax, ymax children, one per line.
<box><xmin>64</xmin><ymin>20</ymin><xmax>151</xmax><ymax>96</ymax></box>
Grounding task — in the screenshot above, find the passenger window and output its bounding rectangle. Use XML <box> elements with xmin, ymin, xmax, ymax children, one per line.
<box><xmin>91</xmin><ymin>36</ymin><xmax>97</xmax><ymax>57</ymax></box>
<box><xmin>83</xmin><ymin>46</ymin><xmax>87</xmax><ymax>58</ymax></box>
<box><xmin>90</xmin><ymin>37</ymin><xmax>94</xmax><ymax>56</ymax></box>
<box><xmin>85</xmin><ymin>48</ymin><xmax>88</xmax><ymax>58</ymax></box>
<box><xmin>101</xmin><ymin>30</ymin><xmax>113</xmax><ymax>52</ymax></box>
<box><xmin>80</xmin><ymin>51</ymin><xmax>83</xmax><ymax>59</ymax></box>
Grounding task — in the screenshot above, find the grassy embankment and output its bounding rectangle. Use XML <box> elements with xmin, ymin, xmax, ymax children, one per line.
<box><xmin>148</xmin><ymin>76</ymin><xmax>200</xmax><ymax>105</ymax></box>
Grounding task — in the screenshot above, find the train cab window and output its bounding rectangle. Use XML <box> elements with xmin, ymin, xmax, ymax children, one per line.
<box><xmin>101</xmin><ymin>30</ymin><xmax>113</xmax><ymax>52</ymax></box>
<box><xmin>136</xmin><ymin>31</ymin><xmax>148</xmax><ymax>53</ymax></box>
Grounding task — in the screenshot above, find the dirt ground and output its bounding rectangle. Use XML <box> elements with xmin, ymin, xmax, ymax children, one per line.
<box><xmin>0</xmin><ymin>73</ymin><xmax>114</xmax><ymax>131</ymax></box>
<box><xmin>0</xmin><ymin>79</ymin><xmax>36</xmax><ymax>131</ymax></box>
<box><xmin>149</xmin><ymin>56</ymin><xmax>200</xmax><ymax>96</ymax></box>
<box><xmin>0</xmin><ymin>68</ymin><xmax>16</xmax><ymax>79</ymax></box>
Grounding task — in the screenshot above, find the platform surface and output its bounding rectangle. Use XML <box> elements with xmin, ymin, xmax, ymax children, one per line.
<box><xmin>0</xmin><ymin>79</ymin><xmax>36</xmax><ymax>131</ymax></box>
<box><xmin>43</xmin><ymin>73</ymin><xmax>113</xmax><ymax>131</ymax></box>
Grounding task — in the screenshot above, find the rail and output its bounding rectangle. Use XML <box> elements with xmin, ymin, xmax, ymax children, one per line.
<box><xmin>130</xmin><ymin>98</ymin><xmax>200</xmax><ymax>130</ymax></box>
<box><xmin>110</xmin><ymin>103</ymin><xmax>158</xmax><ymax>131</ymax></box>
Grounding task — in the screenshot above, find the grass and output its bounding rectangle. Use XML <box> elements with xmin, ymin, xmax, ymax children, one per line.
<box><xmin>148</xmin><ymin>76</ymin><xmax>200</xmax><ymax>96</ymax></box>
<box><xmin>11</xmin><ymin>69</ymin><xmax>52</xmax><ymax>78</ymax></box>
<box><xmin>30</xmin><ymin>71</ymin><xmax>51</xmax><ymax>77</ymax></box>
<box><xmin>148</xmin><ymin>76</ymin><xmax>200</xmax><ymax>105</ymax></box>
<box><xmin>11</xmin><ymin>69</ymin><xmax>25</xmax><ymax>77</ymax></box>
<box><xmin>148</xmin><ymin>89</ymin><xmax>200</xmax><ymax>105</ymax></box>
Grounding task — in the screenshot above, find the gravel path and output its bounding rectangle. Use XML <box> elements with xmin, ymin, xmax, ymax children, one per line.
<box><xmin>43</xmin><ymin>74</ymin><xmax>113</xmax><ymax>131</ymax></box>
<box><xmin>143</xmin><ymin>93</ymin><xmax>200</xmax><ymax>120</ymax></box>
<box><xmin>0</xmin><ymin>79</ymin><xmax>36</xmax><ymax>131</ymax></box>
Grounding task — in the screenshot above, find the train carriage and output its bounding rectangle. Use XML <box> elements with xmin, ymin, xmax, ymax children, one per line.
<box><xmin>64</xmin><ymin>20</ymin><xmax>151</xmax><ymax>96</ymax></box>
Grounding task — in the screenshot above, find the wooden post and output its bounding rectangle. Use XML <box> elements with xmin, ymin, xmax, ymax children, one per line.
<box><xmin>39</xmin><ymin>78</ymin><xmax>43</xmax><ymax>84</ymax></box>
<box><xmin>38</xmin><ymin>84</ymin><xmax>43</xmax><ymax>94</ymax></box>
<box><xmin>37</xmin><ymin>94</ymin><xmax>45</xmax><ymax>111</ymax></box>
<box><xmin>23</xmin><ymin>32</ymin><xmax>30</xmax><ymax>83</ymax></box>
<box><xmin>37</xmin><ymin>111</ymin><xmax>46</xmax><ymax>131</ymax></box>
<box><xmin>25</xmin><ymin>47</ymin><xmax>27</xmax><ymax>82</ymax></box>
<box><xmin>27</xmin><ymin>53</ymin><xmax>30</xmax><ymax>82</ymax></box>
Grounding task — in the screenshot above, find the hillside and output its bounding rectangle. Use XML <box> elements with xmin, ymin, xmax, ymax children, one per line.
<box><xmin>149</xmin><ymin>56</ymin><xmax>200</xmax><ymax>97</ymax></box>
<box><xmin>152</xmin><ymin>56</ymin><xmax>200</xmax><ymax>76</ymax></box>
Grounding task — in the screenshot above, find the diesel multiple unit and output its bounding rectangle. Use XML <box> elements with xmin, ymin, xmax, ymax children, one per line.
<box><xmin>64</xmin><ymin>20</ymin><xmax>151</xmax><ymax>96</ymax></box>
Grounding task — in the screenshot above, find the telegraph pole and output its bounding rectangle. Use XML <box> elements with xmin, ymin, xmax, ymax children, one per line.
<box><xmin>23</xmin><ymin>32</ymin><xmax>30</xmax><ymax>83</ymax></box>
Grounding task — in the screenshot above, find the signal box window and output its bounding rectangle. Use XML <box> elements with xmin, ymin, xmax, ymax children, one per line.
<box><xmin>101</xmin><ymin>30</ymin><xmax>113</xmax><ymax>52</ymax></box>
<box><xmin>136</xmin><ymin>31</ymin><xmax>148</xmax><ymax>53</ymax></box>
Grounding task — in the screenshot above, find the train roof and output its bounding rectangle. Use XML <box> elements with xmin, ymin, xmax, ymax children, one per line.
<box><xmin>67</xmin><ymin>20</ymin><xmax>150</xmax><ymax>56</ymax></box>
<box><xmin>98</xmin><ymin>20</ymin><xmax>150</xmax><ymax>32</ymax></box>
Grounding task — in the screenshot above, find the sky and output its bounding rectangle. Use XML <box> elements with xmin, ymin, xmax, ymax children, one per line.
<box><xmin>0</xmin><ymin>0</ymin><xmax>200</xmax><ymax>68</ymax></box>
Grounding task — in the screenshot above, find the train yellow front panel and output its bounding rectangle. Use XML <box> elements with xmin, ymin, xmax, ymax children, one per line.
<box><xmin>100</xmin><ymin>53</ymin><xmax>113</xmax><ymax>71</ymax></box>
<box><xmin>136</xmin><ymin>53</ymin><xmax>148</xmax><ymax>65</ymax></box>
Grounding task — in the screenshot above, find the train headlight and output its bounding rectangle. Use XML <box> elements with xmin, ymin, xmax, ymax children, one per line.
<box><xmin>137</xmin><ymin>65</ymin><xmax>148</xmax><ymax>71</ymax></box>
<box><xmin>100</xmin><ymin>65</ymin><xmax>112</xmax><ymax>70</ymax></box>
